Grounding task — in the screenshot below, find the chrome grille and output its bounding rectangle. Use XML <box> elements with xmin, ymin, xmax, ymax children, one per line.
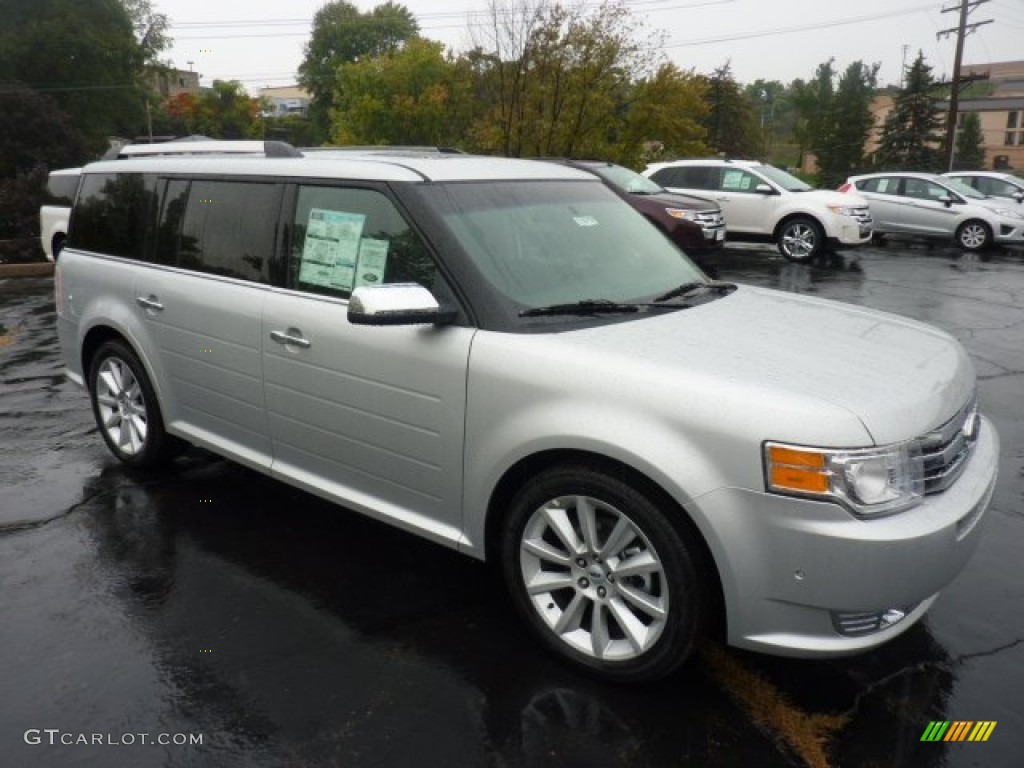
<box><xmin>695</xmin><ymin>210</ymin><xmax>725</xmax><ymax>229</ymax></box>
<box><xmin>849</xmin><ymin>206</ymin><xmax>873</xmax><ymax>227</ymax></box>
<box><xmin>914</xmin><ymin>396</ymin><xmax>980</xmax><ymax>495</ymax></box>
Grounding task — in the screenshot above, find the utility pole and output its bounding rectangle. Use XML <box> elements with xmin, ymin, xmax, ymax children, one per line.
<box><xmin>937</xmin><ymin>0</ymin><xmax>993</xmax><ymax>171</ymax></box>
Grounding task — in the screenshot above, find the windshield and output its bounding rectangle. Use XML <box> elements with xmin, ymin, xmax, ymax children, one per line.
<box><xmin>432</xmin><ymin>181</ymin><xmax>706</xmax><ymax>316</ymax></box>
<box><xmin>751</xmin><ymin>164</ymin><xmax>812</xmax><ymax>192</ymax></box>
<box><xmin>588</xmin><ymin>164</ymin><xmax>664</xmax><ymax>195</ymax></box>
<box><xmin>943</xmin><ymin>177</ymin><xmax>988</xmax><ymax>200</ymax></box>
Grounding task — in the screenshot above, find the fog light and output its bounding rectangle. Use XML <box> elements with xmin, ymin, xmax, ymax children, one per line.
<box><xmin>832</xmin><ymin>606</ymin><xmax>913</xmax><ymax>636</ymax></box>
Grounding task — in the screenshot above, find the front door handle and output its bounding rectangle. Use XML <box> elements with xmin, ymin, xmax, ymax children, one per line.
<box><xmin>270</xmin><ymin>329</ymin><xmax>311</xmax><ymax>349</ymax></box>
<box><xmin>136</xmin><ymin>295</ymin><xmax>164</xmax><ymax>311</ymax></box>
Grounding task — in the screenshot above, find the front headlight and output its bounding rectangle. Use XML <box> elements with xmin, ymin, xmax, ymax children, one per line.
<box><xmin>764</xmin><ymin>441</ymin><xmax>924</xmax><ymax>517</ymax></box>
<box><xmin>665</xmin><ymin>208</ymin><xmax>698</xmax><ymax>221</ymax></box>
<box><xmin>827</xmin><ymin>204</ymin><xmax>859</xmax><ymax>217</ymax></box>
<box><xmin>992</xmin><ymin>208</ymin><xmax>1024</xmax><ymax>220</ymax></box>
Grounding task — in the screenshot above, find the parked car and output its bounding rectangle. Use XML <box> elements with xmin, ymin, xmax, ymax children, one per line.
<box><xmin>38</xmin><ymin>139</ymin><xmax>282</xmax><ymax>262</ymax></box>
<box><xmin>643</xmin><ymin>158</ymin><xmax>872</xmax><ymax>262</ymax></box>
<box><xmin>841</xmin><ymin>172</ymin><xmax>1024</xmax><ymax>251</ymax></box>
<box><xmin>39</xmin><ymin>167</ymin><xmax>81</xmax><ymax>261</ymax></box>
<box><xmin>942</xmin><ymin>170</ymin><xmax>1024</xmax><ymax>204</ymax></box>
<box><xmin>57</xmin><ymin>143</ymin><xmax>997</xmax><ymax>682</ymax></box>
<box><xmin>544</xmin><ymin>159</ymin><xmax>725</xmax><ymax>253</ymax></box>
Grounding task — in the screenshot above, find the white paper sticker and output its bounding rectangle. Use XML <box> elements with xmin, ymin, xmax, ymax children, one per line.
<box><xmin>299</xmin><ymin>208</ymin><xmax>366</xmax><ymax>291</ymax></box>
<box><xmin>353</xmin><ymin>238</ymin><xmax>389</xmax><ymax>288</ymax></box>
<box><xmin>573</xmin><ymin>215</ymin><xmax>599</xmax><ymax>227</ymax></box>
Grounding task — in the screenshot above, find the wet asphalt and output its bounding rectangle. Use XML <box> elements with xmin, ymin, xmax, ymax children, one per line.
<box><xmin>1</xmin><ymin>242</ymin><xmax>1021</xmax><ymax>768</ymax></box>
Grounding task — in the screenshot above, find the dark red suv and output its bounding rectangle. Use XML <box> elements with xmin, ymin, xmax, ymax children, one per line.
<box><xmin>549</xmin><ymin>160</ymin><xmax>726</xmax><ymax>254</ymax></box>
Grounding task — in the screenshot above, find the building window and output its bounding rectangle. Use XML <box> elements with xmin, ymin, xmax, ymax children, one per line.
<box><xmin>1007</xmin><ymin>111</ymin><xmax>1024</xmax><ymax>146</ymax></box>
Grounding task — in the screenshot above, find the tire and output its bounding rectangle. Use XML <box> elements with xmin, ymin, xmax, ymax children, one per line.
<box><xmin>955</xmin><ymin>220</ymin><xmax>991</xmax><ymax>252</ymax></box>
<box><xmin>777</xmin><ymin>216</ymin><xmax>825</xmax><ymax>262</ymax></box>
<box><xmin>500</xmin><ymin>463</ymin><xmax>707</xmax><ymax>682</ymax></box>
<box><xmin>88</xmin><ymin>340</ymin><xmax>182</xmax><ymax>468</ymax></box>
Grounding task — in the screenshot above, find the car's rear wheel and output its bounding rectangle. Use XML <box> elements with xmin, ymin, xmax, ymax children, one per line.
<box><xmin>500</xmin><ymin>463</ymin><xmax>706</xmax><ymax>682</ymax></box>
<box><xmin>777</xmin><ymin>216</ymin><xmax>825</xmax><ymax>262</ymax></box>
<box><xmin>956</xmin><ymin>220</ymin><xmax>992</xmax><ymax>251</ymax></box>
<box><xmin>88</xmin><ymin>340</ymin><xmax>181</xmax><ymax>468</ymax></box>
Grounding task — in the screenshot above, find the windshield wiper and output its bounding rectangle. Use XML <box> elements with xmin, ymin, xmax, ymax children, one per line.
<box><xmin>653</xmin><ymin>280</ymin><xmax>736</xmax><ymax>303</ymax></box>
<box><xmin>519</xmin><ymin>299</ymin><xmax>640</xmax><ymax>317</ymax></box>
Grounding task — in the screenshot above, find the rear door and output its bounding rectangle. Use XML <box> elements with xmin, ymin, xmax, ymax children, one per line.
<box><xmin>133</xmin><ymin>177</ymin><xmax>283</xmax><ymax>469</ymax></box>
<box><xmin>854</xmin><ymin>177</ymin><xmax>904</xmax><ymax>232</ymax></box>
<box><xmin>261</xmin><ymin>183</ymin><xmax>474</xmax><ymax>547</ymax></box>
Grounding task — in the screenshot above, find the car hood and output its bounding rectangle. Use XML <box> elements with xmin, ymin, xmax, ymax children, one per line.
<box><xmin>631</xmin><ymin>190</ymin><xmax>719</xmax><ymax>212</ymax></box>
<box><xmin>558</xmin><ymin>285</ymin><xmax>973</xmax><ymax>446</ymax></box>
<box><xmin>801</xmin><ymin>188</ymin><xmax>870</xmax><ymax>207</ymax></box>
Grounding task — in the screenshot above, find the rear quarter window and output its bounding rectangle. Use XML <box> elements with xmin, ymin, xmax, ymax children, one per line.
<box><xmin>69</xmin><ymin>173</ymin><xmax>157</xmax><ymax>259</ymax></box>
<box><xmin>45</xmin><ymin>171</ymin><xmax>80</xmax><ymax>206</ymax></box>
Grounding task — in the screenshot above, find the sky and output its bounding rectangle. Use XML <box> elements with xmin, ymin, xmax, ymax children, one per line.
<box><xmin>154</xmin><ymin>0</ymin><xmax>1024</xmax><ymax>92</ymax></box>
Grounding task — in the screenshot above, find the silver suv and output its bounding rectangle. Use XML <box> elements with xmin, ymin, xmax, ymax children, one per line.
<box><xmin>57</xmin><ymin>144</ymin><xmax>997</xmax><ymax>681</ymax></box>
<box><xmin>644</xmin><ymin>159</ymin><xmax>872</xmax><ymax>261</ymax></box>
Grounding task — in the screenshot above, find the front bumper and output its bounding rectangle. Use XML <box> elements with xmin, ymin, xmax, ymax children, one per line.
<box><xmin>693</xmin><ymin>415</ymin><xmax>998</xmax><ymax>657</ymax></box>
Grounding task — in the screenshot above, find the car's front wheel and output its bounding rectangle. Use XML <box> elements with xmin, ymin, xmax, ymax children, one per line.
<box><xmin>777</xmin><ymin>216</ymin><xmax>824</xmax><ymax>262</ymax></box>
<box><xmin>88</xmin><ymin>340</ymin><xmax>182</xmax><ymax>468</ymax></box>
<box><xmin>956</xmin><ymin>220</ymin><xmax>992</xmax><ymax>251</ymax></box>
<box><xmin>500</xmin><ymin>463</ymin><xmax>707</xmax><ymax>682</ymax></box>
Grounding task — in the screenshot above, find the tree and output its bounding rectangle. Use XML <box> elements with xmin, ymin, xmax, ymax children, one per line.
<box><xmin>162</xmin><ymin>81</ymin><xmax>263</xmax><ymax>139</ymax></box>
<box><xmin>744</xmin><ymin>79</ymin><xmax>785</xmax><ymax>159</ymax></box>
<box><xmin>0</xmin><ymin>85</ymin><xmax>87</xmax><ymax>261</ymax></box>
<box><xmin>873</xmin><ymin>52</ymin><xmax>945</xmax><ymax>171</ymax></box>
<box><xmin>622</xmin><ymin>64</ymin><xmax>708</xmax><ymax>166</ymax></box>
<box><xmin>0</xmin><ymin>0</ymin><xmax>160</xmax><ymax>152</ymax></box>
<box><xmin>700</xmin><ymin>63</ymin><xmax>759</xmax><ymax>157</ymax></box>
<box><xmin>953</xmin><ymin>112</ymin><xmax>986</xmax><ymax>170</ymax></box>
<box><xmin>813</xmin><ymin>61</ymin><xmax>879</xmax><ymax>188</ymax></box>
<box><xmin>468</xmin><ymin>0</ymin><xmax>663</xmax><ymax>160</ymax></box>
<box><xmin>331</xmin><ymin>39</ymin><xmax>472</xmax><ymax>146</ymax></box>
<box><xmin>299</xmin><ymin>1</ymin><xmax>419</xmax><ymax>141</ymax></box>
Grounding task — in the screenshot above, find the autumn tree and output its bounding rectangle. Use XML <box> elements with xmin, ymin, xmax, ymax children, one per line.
<box><xmin>953</xmin><ymin>112</ymin><xmax>986</xmax><ymax>170</ymax></box>
<box><xmin>299</xmin><ymin>1</ymin><xmax>419</xmax><ymax>141</ymax></box>
<box><xmin>623</xmin><ymin>64</ymin><xmax>708</xmax><ymax>166</ymax></box>
<box><xmin>162</xmin><ymin>81</ymin><xmax>263</xmax><ymax>139</ymax></box>
<box><xmin>874</xmin><ymin>52</ymin><xmax>945</xmax><ymax>171</ymax></box>
<box><xmin>331</xmin><ymin>39</ymin><xmax>472</xmax><ymax>146</ymax></box>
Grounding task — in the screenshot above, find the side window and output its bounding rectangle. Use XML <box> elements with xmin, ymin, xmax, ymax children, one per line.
<box><xmin>176</xmin><ymin>180</ymin><xmax>282</xmax><ymax>283</ymax></box>
<box><xmin>857</xmin><ymin>177</ymin><xmax>889</xmax><ymax>193</ymax></box>
<box><xmin>289</xmin><ymin>185</ymin><xmax>437</xmax><ymax>299</ymax></box>
<box><xmin>719</xmin><ymin>169</ymin><xmax>758</xmax><ymax>193</ymax></box>
<box><xmin>978</xmin><ymin>177</ymin><xmax>1016</xmax><ymax>197</ymax></box>
<box><xmin>676</xmin><ymin>166</ymin><xmax>720</xmax><ymax>190</ymax></box>
<box><xmin>69</xmin><ymin>173</ymin><xmax>157</xmax><ymax>259</ymax></box>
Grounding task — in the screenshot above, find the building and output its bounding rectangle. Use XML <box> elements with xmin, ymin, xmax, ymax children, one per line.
<box><xmin>259</xmin><ymin>86</ymin><xmax>312</xmax><ymax>118</ymax></box>
<box><xmin>150</xmin><ymin>68</ymin><xmax>201</xmax><ymax>100</ymax></box>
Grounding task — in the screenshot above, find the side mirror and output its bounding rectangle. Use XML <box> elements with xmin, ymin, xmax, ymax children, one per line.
<box><xmin>754</xmin><ymin>183</ymin><xmax>776</xmax><ymax>195</ymax></box>
<box><xmin>937</xmin><ymin>195</ymin><xmax>954</xmax><ymax>208</ymax></box>
<box><xmin>1013</xmin><ymin>191</ymin><xmax>1024</xmax><ymax>204</ymax></box>
<box><xmin>348</xmin><ymin>283</ymin><xmax>456</xmax><ymax>326</ymax></box>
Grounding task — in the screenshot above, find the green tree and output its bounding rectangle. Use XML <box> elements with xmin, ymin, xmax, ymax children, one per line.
<box><xmin>623</xmin><ymin>64</ymin><xmax>708</xmax><ymax>166</ymax></box>
<box><xmin>701</xmin><ymin>63</ymin><xmax>758</xmax><ymax>157</ymax></box>
<box><xmin>331</xmin><ymin>39</ymin><xmax>471</xmax><ymax>146</ymax></box>
<box><xmin>0</xmin><ymin>85</ymin><xmax>87</xmax><ymax>261</ymax></box>
<box><xmin>874</xmin><ymin>52</ymin><xmax>945</xmax><ymax>171</ymax></box>
<box><xmin>0</xmin><ymin>0</ymin><xmax>161</xmax><ymax>152</ymax></box>
<box><xmin>813</xmin><ymin>60</ymin><xmax>879</xmax><ymax>188</ymax></box>
<box><xmin>299</xmin><ymin>1</ymin><xmax>419</xmax><ymax>141</ymax></box>
<box><xmin>953</xmin><ymin>112</ymin><xmax>986</xmax><ymax>170</ymax></box>
<box><xmin>744</xmin><ymin>79</ymin><xmax>785</xmax><ymax>158</ymax></box>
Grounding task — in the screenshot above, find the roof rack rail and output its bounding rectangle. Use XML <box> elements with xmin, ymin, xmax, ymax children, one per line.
<box><xmin>111</xmin><ymin>140</ymin><xmax>303</xmax><ymax>159</ymax></box>
<box><xmin>301</xmin><ymin>145</ymin><xmax>465</xmax><ymax>155</ymax></box>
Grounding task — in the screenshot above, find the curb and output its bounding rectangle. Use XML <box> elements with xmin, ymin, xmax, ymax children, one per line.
<box><xmin>0</xmin><ymin>263</ymin><xmax>55</xmax><ymax>278</ymax></box>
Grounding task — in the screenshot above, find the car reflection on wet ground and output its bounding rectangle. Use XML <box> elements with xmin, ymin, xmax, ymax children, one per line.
<box><xmin>1</xmin><ymin>243</ymin><xmax>1022</xmax><ymax>768</ymax></box>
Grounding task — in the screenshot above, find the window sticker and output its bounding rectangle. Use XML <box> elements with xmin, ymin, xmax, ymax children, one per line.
<box><xmin>573</xmin><ymin>215</ymin><xmax>599</xmax><ymax>228</ymax></box>
<box><xmin>721</xmin><ymin>170</ymin><xmax>752</xmax><ymax>191</ymax></box>
<box><xmin>353</xmin><ymin>238</ymin><xmax>389</xmax><ymax>287</ymax></box>
<box><xmin>299</xmin><ymin>208</ymin><xmax>366</xmax><ymax>291</ymax></box>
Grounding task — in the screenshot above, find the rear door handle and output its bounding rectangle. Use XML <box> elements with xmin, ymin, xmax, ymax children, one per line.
<box><xmin>136</xmin><ymin>295</ymin><xmax>164</xmax><ymax>311</ymax></box>
<box><xmin>270</xmin><ymin>330</ymin><xmax>311</xmax><ymax>349</ymax></box>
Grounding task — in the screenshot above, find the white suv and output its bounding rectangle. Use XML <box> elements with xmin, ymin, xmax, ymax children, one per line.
<box><xmin>644</xmin><ymin>159</ymin><xmax>872</xmax><ymax>262</ymax></box>
<box><xmin>57</xmin><ymin>144</ymin><xmax>996</xmax><ymax>681</ymax></box>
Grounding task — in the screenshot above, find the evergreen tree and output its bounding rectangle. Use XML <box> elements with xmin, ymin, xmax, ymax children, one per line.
<box><xmin>814</xmin><ymin>61</ymin><xmax>879</xmax><ymax>188</ymax></box>
<box><xmin>873</xmin><ymin>52</ymin><xmax>945</xmax><ymax>171</ymax></box>
<box><xmin>701</xmin><ymin>63</ymin><xmax>759</xmax><ymax>157</ymax></box>
<box><xmin>953</xmin><ymin>112</ymin><xmax>986</xmax><ymax>170</ymax></box>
